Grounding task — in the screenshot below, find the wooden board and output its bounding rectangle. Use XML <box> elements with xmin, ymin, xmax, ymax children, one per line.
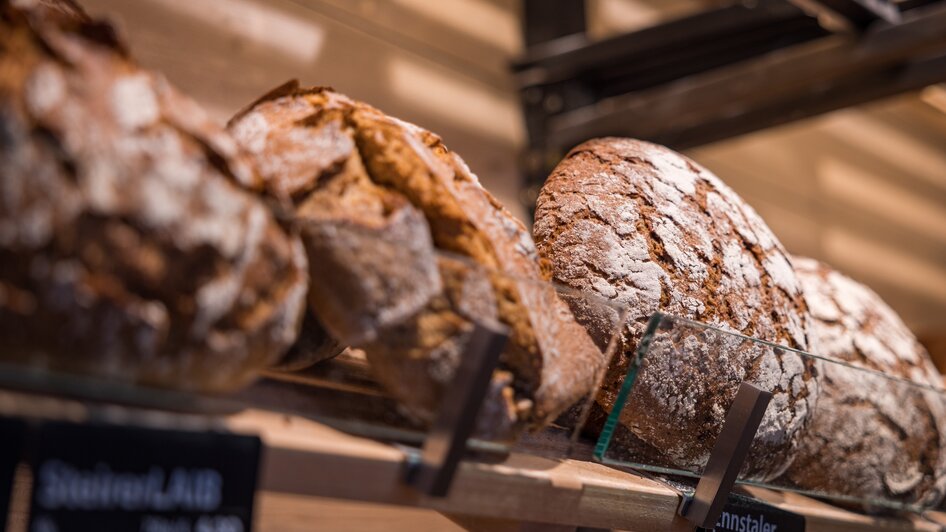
<box><xmin>0</xmin><ymin>383</ymin><xmax>940</xmax><ymax>531</ymax></box>
<box><xmin>226</xmin><ymin>408</ymin><xmax>946</xmax><ymax>531</ymax></box>
<box><xmin>227</xmin><ymin>409</ymin><xmax>683</xmax><ymax>530</ymax></box>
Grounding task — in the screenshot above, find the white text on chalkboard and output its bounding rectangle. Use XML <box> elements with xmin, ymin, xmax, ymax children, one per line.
<box><xmin>35</xmin><ymin>460</ymin><xmax>223</xmax><ymax>512</ymax></box>
<box><xmin>714</xmin><ymin>510</ymin><xmax>778</xmax><ymax>531</ymax></box>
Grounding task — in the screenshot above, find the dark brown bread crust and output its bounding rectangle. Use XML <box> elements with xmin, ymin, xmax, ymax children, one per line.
<box><xmin>363</xmin><ymin>257</ymin><xmax>520</xmax><ymax>441</ymax></box>
<box><xmin>292</xmin><ymin>142</ymin><xmax>440</xmax><ymax>345</ymax></box>
<box><xmin>0</xmin><ymin>4</ymin><xmax>307</xmax><ymax>391</ymax></box>
<box><xmin>350</xmin><ymin>110</ymin><xmax>606</xmax><ymax>425</ymax></box>
<box><xmin>229</xmin><ymin>84</ymin><xmax>605</xmax><ymax>427</ymax></box>
<box><xmin>534</xmin><ymin>138</ymin><xmax>816</xmax><ymax>480</ymax></box>
<box><xmin>785</xmin><ymin>257</ymin><xmax>946</xmax><ymax>507</ymax></box>
<box><xmin>228</xmin><ymin>84</ymin><xmax>440</xmax><ymax>352</ymax></box>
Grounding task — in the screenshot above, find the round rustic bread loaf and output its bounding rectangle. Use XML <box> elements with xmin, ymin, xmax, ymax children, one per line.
<box><xmin>533</xmin><ymin>138</ymin><xmax>816</xmax><ymax>480</ymax></box>
<box><xmin>229</xmin><ymin>83</ymin><xmax>605</xmax><ymax>429</ymax></box>
<box><xmin>0</xmin><ymin>4</ymin><xmax>308</xmax><ymax>391</ymax></box>
<box><xmin>784</xmin><ymin>257</ymin><xmax>946</xmax><ymax>507</ymax></box>
<box><xmin>362</xmin><ymin>256</ymin><xmax>520</xmax><ymax>440</ymax></box>
<box><xmin>228</xmin><ymin>82</ymin><xmax>441</xmax><ymax>354</ymax></box>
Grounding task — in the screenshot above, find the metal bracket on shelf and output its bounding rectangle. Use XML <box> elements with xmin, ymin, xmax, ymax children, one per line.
<box><xmin>678</xmin><ymin>381</ymin><xmax>772</xmax><ymax>530</ymax></box>
<box><xmin>404</xmin><ymin>321</ymin><xmax>509</xmax><ymax>497</ymax></box>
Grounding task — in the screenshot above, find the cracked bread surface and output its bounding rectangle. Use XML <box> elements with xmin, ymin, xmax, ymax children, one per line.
<box><xmin>784</xmin><ymin>257</ymin><xmax>946</xmax><ymax>507</ymax></box>
<box><xmin>229</xmin><ymin>82</ymin><xmax>437</xmax><ymax>369</ymax></box>
<box><xmin>228</xmin><ymin>83</ymin><xmax>606</xmax><ymax>428</ymax></box>
<box><xmin>0</xmin><ymin>4</ymin><xmax>308</xmax><ymax>390</ymax></box>
<box><xmin>362</xmin><ymin>257</ymin><xmax>519</xmax><ymax>441</ymax></box>
<box><xmin>533</xmin><ymin>137</ymin><xmax>816</xmax><ymax>480</ymax></box>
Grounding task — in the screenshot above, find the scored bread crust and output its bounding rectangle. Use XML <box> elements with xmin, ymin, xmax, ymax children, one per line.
<box><xmin>785</xmin><ymin>257</ymin><xmax>946</xmax><ymax>507</ymax></box>
<box><xmin>534</xmin><ymin>138</ymin><xmax>816</xmax><ymax>480</ymax></box>
<box><xmin>0</xmin><ymin>5</ymin><xmax>307</xmax><ymax>390</ymax></box>
<box><xmin>362</xmin><ymin>257</ymin><xmax>520</xmax><ymax>440</ymax></box>
<box><xmin>349</xmin><ymin>106</ymin><xmax>607</xmax><ymax>424</ymax></box>
<box><xmin>231</xmin><ymin>84</ymin><xmax>520</xmax><ymax>432</ymax></box>
<box><xmin>230</xmin><ymin>83</ymin><xmax>441</xmax><ymax>353</ymax></box>
<box><xmin>229</xmin><ymin>83</ymin><xmax>605</xmax><ymax>427</ymax></box>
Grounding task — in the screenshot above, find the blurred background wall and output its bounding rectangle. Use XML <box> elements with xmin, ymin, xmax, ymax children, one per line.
<box><xmin>79</xmin><ymin>0</ymin><xmax>946</xmax><ymax>355</ymax></box>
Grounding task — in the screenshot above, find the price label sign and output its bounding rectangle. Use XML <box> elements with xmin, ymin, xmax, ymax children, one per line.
<box><xmin>700</xmin><ymin>494</ymin><xmax>805</xmax><ymax>532</ymax></box>
<box><xmin>28</xmin><ymin>422</ymin><xmax>261</xmax><ymax>532</ymax></box>
<box><xmin>0</xmin><ymin>418</ymin><xmax>26</xmax><ymax>532</ymax></box>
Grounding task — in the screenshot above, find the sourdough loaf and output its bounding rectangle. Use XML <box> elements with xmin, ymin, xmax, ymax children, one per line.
<box><xmin>784</xmin><ymin>257</ymin><xmax>946</xmax><ymax>507</ymax></box>
<box><xmin>363</xmin><ymin>257</ymin><xmax>520</xmax><ymax>440</ymax></box>
<box><xmin>229</xmin><ymin>83</ymin><xmax>605</xmax><ymax>428</ymax></box>
<box><xmin>0</xmin><ymin>3</ymin><xmax>307</xmax><ymax>390</ymax></box>
<box><xmin>533</xmin><ymin>138</ymin><xmax>816</xmax><ymax>480</ymax></box>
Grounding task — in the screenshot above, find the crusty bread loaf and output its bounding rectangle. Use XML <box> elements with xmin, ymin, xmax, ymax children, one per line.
<box><xmin>533</xmin><ymin>138</ymin><xmax>816</xmax><ymax>480</ymax></box>
<box><xmin>351</xmin><ymin>106</ymin><xmax>607</xmax><ymax>425</ymax></box>
<box><xmin>784</xmin><ymin>257</ymin><xmax>946</xmax><ymax>507</ymax></box>
<box><xmin>229</xmin><ymin>82</ymin><xmax>440</xmax><ymax>350</ymax></box>
<box><xmin>363</xmin><ymin>257</ymin><xmax>521</xmax><ymax>440</ymax></box>
<box><xmin>0</xmin><ymin>3</ymin><xmax>307</xmax><ymax>391</ymax></box>
<box><xmin>229</xmin><ymin>83</ymin><xmax>605</xmax><ymax>428</ymax></box>
<box><xmin>231</xmin><ymin>88</ymin><xmax>519</xmax><ymax>433</ymax></box>
<box><xmin>292</xmin><ymin>151</ymin><xmax>441</xmax><ymax>345</ymax></box>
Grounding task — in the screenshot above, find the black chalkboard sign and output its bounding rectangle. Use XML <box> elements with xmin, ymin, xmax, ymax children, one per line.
<box><xmin>0</xmin><ymin>418</ymin><xmax>26</xmax><ymax>532</ymax></box>
<box><xmin>700</xmin><ymin>493</ymin><xmax>805</xmax><ymax>532</ymax></box>
<box><xmin>28</xmin><ymin>422</ymin><xmax>260</xmax><ymax>532</ymax></box>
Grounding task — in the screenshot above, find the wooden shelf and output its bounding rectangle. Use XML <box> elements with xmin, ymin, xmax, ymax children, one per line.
<box><xmin>226</xmin><ymin>409</ymin><xmax>946</xmax><ymax>531</ymax></box>
<box><xmin>0</xmin><ymin>382</ymin><xmax>942</xmax><ymax>531</ymax></box>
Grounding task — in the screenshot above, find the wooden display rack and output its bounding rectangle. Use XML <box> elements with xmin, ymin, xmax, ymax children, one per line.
<box><xmin>232</xmin><ymin>408</ymin><xmax>946</xmax><ymax>531</ymax></box>
<box><xmin>0</xmin><ymin>373</ymin><xmax>943</xmax><ymax>531</ymax></box>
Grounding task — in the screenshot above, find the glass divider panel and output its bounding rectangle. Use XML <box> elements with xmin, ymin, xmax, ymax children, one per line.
<box><xmin>596</xmin><ymin>313</ymin><xmax>946</xmax><ymax>513</ymax></box>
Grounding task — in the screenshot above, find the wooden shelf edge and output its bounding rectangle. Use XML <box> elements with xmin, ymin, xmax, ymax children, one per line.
<box><xmin>228</xmin><ymin>409</ymin><xmax>945</xmax><ymax>531</ymax></box>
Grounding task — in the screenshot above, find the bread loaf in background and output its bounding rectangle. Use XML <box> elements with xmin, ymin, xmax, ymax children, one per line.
<box><xmin>0</xmin><ymin>2</ymin><xmax>308</xmax><ymax>390</ymax></box>
<box><xmin>533</xmin><ymin>137</ymin><xmax>817</xmax><ymax>480</ymax></box>
<box><xmin>784</xmin><ymin>257</ymin><xmax>946</xmax><ymax>507</ymax></box>
<box><xmin>228</xmin><ymin>83</ymin><xmax>605</xmax><ymax>431</ymax></box>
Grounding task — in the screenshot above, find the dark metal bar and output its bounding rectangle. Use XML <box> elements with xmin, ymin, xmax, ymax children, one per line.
<box><xmin>545</xmin><ymin>2</ymin><xmax>946</xmax><ymax>151</ymax></box>
<box><xmin>515</xmin><ymin>0</ymin><xmax>946</xmax><ymax>215</ymax></box>
<box><xmin>789</xmin><ymin>0</ymin><xmax>901</xmax><ymax>30</ymax></box>
<box><xmin>897</xmin><ymin>0</ymin><xmax>944</xmax><ymax>11</ymax></box>
<box><xmin>522</xmin><ymin>0</ymin><xmax>586</xmax><ymax>48</ymax></box>
<box><xmin>646</xmin><ymin>51</ymin><xmax>946</xmax><ymax>149</ymax></box>
<box><xmin>514</xmin><ymin>1</ymin><xmax>825</xmax><ymax>87</ymax></box>
<box><xmin>514</xmin><ymin>0</ymin><xmax>828</xmax><ymax>217</ymax></box>
<box><xmin>406</xmin><ymin>321</ymin><xmax>509</xmax><ymax>497</ymax></box>
<box><xmin>681</xmin><ymin>382</ymin><xmax>772</xmax><ymax>530</ymax></box>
